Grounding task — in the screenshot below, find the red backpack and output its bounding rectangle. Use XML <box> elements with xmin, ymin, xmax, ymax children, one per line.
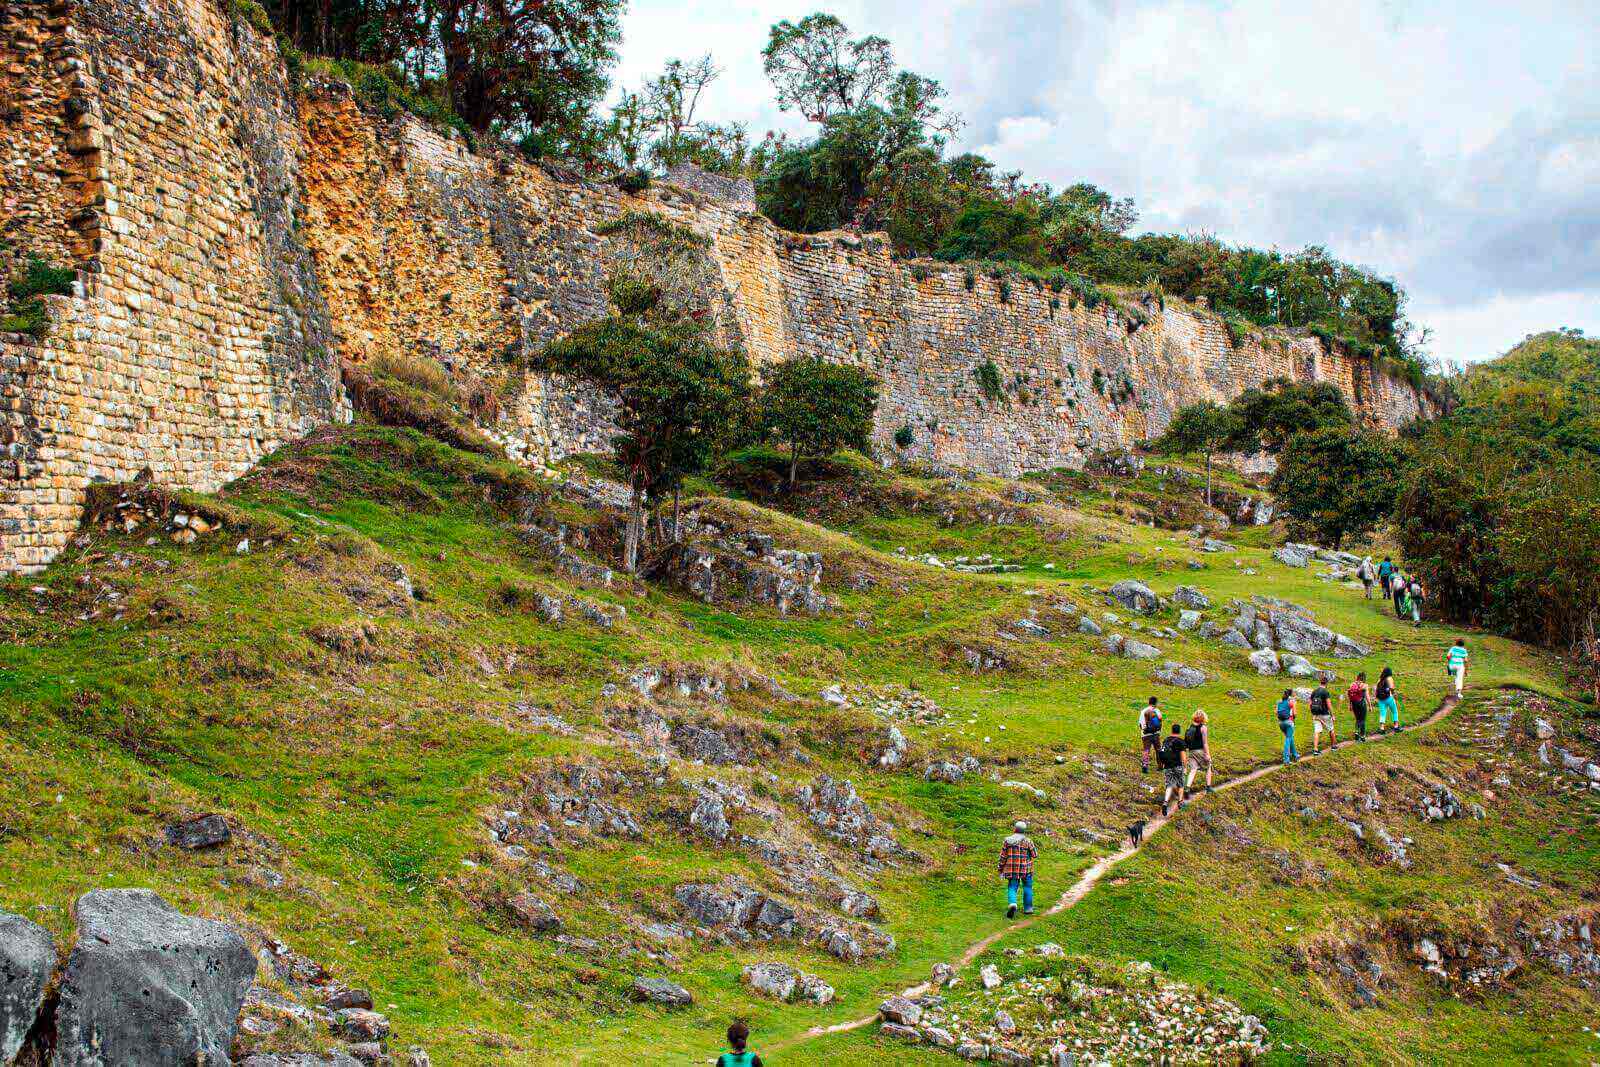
<box><xmin>1347</xmin><ymin>681</ymin><xmax>1367</xmax><ymax>704</ymax></box>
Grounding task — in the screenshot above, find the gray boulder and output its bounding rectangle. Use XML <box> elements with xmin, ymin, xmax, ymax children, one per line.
<box><xmin>1282</xmin><ymin>653</ymin><xmax>1317</xmax><ymax>678</ymax></box>
<box><xmin>1273</xmin><ymin>546</ymin><xmax>1310</xmax><ymax>568</ymax></box>
<box><xmin>1108</xmin><ymin>580</ymin><xmax>1161</xmax><ymax>615</ymax></box>
<box><xmin>1153</xmin><ymin>661</ymin><xmax>1206</xmax><ymax>689</ymax></box>
<box><xmin>55</xmin><ymin>888</ymin><xmax>257</xmax><ymax>1067</ymax></box>
<box><xmin>1076</xmin><ymin>616</ymin><xmax>1103</xmax><ymax>636</ymax></box>
<box><xmin>1252</xmin><ymin>619</ymin><xmax>1275</xmax><ymax>650</ymax></box>
<box><xmin>1201</xmin><ymin>538</ymin><xmax>1235</xmax><ymax>552</ymax></box>
<box><xmin>242</xmin><ymin>1055</ymin><xmax>364</xmax><ymax>1067</ymax></box>
<box><xmin>1249</xmin><ymin>649</ymin><xmax>1282</xmax><ymax>675</ymax></box>
<box><xmin>1332</xmin><ymin>633</ymin><xmax>1371</xmax><ymax>658</ymax></box>
<box><xmin>1122</xmin><ymin>638</ymin><xmax>1162</xmax><ymax>660</ymax></box>
<box><xmin>1219</xmin><ymin>629</ymin><xmax>1252</xmax><ymax>650</ymax></box>
<box><xmin>1177</xmin><ymin>609</ymin><xmax>1202</xmax><ymax>631</ymax></box>
<box><xmin>1271</xmin><ymin>611</ymin><xmax>1337</xmax><ymax>655</ymax></box>
<box><xmin>1102</xmin><ymin>633</ymin><xmax>1125</xmax><ymax>656</ymax></box>
<box><xmin>0</xmin><ymin>911</ymin><xmax>55</xmax><ymax>1063</ymax></box>
<box><xmin>630</xmin><ymin>976</ymin><xmax>693</xmax><ymax>1007</ymax></box>
<box><xmin>1172</xmin><ymin>585</ymin><xmax>1211</xmax><ymax>610</ymax></box>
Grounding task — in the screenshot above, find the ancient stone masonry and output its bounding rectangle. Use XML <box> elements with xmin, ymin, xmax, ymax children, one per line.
<box><xmin>0</xmin><ymin>0</ymin><xmax>1434</xmax><ymax>571</ymax></box>
<box><xmin>0</xmin><ymin>0</ymin><xmax>342</xmax><ymax>571</ymax></box>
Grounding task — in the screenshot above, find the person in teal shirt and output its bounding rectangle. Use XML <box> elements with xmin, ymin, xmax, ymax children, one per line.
<box><xmin>717</xmin><ymin>1021</ymin><xmax>764</xmax><ymax>1067</ymax></box>
<box><xmin>1446</xmin><ymin>638</ymin><xmax>1469</xmax><ymax>696</ymax></box>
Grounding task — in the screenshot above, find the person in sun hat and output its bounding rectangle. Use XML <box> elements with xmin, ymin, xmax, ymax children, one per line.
<box><xmin>998</xmin><ymin>819</ymin><xmax>1037</xmax><ymax>919</ymax></box>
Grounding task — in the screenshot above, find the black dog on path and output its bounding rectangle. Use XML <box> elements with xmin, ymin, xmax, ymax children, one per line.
<box><xmin>1127</xmin><ymin>820</ymin><xmax>1146</xmax><ymax>847</ymax></box>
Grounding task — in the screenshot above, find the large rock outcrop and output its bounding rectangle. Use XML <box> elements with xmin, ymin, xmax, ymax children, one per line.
<box><xmin>0</xmin><ymin>911</ymin><xmax>55</xmax><ymax>1063</ymax></box>
<box><xmin>54</xmin><ymin>889</ymin><xmax>257</xmax><ymax>1066</ymax></box>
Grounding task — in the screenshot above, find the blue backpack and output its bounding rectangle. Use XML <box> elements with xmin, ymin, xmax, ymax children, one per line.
<box><xmin>1276</xmin><ymin>698</ymin><xmax>1294</xmax><ymax>722</ymax></box>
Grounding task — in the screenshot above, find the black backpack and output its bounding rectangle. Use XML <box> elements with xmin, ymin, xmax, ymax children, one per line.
<box><xmin>1159</xmin><ymin>736</ymin><xmax>1185</xmax><ymax>768</ymax></box>
<box><xmin>1184</xmin><ymin>723</ymin><xmax>1204</xmax><ymax>750</ymax></box>
<box><xmin>1311</xmin><ymin>689</ymin><xmax>1330</xmax><ymax>715</ymax></box>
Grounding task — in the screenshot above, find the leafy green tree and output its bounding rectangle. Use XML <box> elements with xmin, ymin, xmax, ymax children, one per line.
<box><xmin>1270</xmin><ymin>426</ymin><xmax>1401</xmax><ymax>548</ymax></box>
<box><xmin>429</xmin><ymin>0</ymin><xmax>622</xmax><ymax>135</ymax></box>
<box><xmin>1226</xmin><ymin>378</ymin><xmax>1352</xmax><ymax>454</ymax></box>
<box><xmin>934</xmin><ymin>200</ymin><xmax>1046</xmax><ymax>265</ymax></box>
<box><xmin>1152</xmin><ymin>402</ymin><xmax>1240</xmax><ymax>506</ymax></box>
<box><xmin>761</xmin><ymin>14</ymin><xmax>894</xmax><ymax>122</ymax></box>
<box><xmin>760</xmin><ymin>357</ymin><xmax>879</xmax><ymax>488</ymax></box>
<box><xmin>1041</xmin><ymin>183</ymin><xmax>1138</xmax><ymax>263</ymax></box>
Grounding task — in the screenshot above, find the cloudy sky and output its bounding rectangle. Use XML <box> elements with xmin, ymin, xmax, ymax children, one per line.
<box><xmin>613</xmin><ymin>0</ymin><xmax>1599</xmax><ymax>364</ymax></box>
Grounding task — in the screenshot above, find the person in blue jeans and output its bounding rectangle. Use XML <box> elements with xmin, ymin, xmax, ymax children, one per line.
<box><xmin>998</xmin><ymin>820</ymin><xmax>1037</xmax><ymax>919</ymax></box>
<box><xmin>1276</xmin><ymin>688</ymin><xmax>1300</xmax><ymax>763</ymax></box>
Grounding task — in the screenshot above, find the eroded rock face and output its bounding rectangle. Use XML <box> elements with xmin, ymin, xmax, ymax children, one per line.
<box><xmin>55</xmin><ymin>888</ymin><xmax>257</xmax><ymax>1067</ymax></box>
<box><xmin>0</xmin><ymin>910</ymin><xmax>55</xmax><ymax>1064</ymax></box>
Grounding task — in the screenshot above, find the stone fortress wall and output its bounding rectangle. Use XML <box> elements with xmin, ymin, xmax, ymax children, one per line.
<box><xmin>0</xmin><ymin>0</ymin><xmax>1435</xmax><ymax>571</ymax></box>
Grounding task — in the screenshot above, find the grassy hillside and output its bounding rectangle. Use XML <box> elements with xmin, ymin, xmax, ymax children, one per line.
<box><xmin>0</xmin><ymin>417</ymin><xmax>1594</xmax><ymax>1064</ymax></box>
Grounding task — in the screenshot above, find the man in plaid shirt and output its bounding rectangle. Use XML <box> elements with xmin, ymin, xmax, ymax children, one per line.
<box><xmin>998</xmin><ymin>820</ymin><xmax>1037</xmax><ymax>919</ymax></box>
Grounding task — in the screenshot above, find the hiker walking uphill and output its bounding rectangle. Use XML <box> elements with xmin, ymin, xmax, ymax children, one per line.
<box><xmin>1158</xmin><ymin>723</ymin><xmax>1189</xmax><ymax>815</ymax></box>
<box><xmin>1392</xmin><ymin>570</ymin><xmax>1409</xmax><ymax>618</ymax></box>
<box><xmin>716</xmin><ymin>1021</ymin><xmax>764</xmax><ymax>1067</ymax></box>
<box><xmin>1309</xmin><ymin>681</ymin><xmax>1336</xmax><ymax>752</ymax></box>
<box><xmin>1358</xmin><ymin>556</ymin><xmax>1376</xmax><ymax>599</ymax></box>
<box><xmin>1446</xmin><ymin>638</ymin><xmax>1470</xmax><ymax>696</ymax></box>
<box><xmin>1407</xmin><ymin>577</ymin><xmax>1427</xmax><ymax>625</ymax></box>
<box><xmin>1276</xmin><ymin>689</ymin><xmax>1300</xmax><ymax>763</ymax></box>
<box><xmin>1184</xmin><ymin>711</ymin><xmax>1213</xmax><ymax>793</ymax></box>
<box><xmin>1138</xmin><ymin>697</ymin><xmax>1162</xmax><ymax>774</ymax></box>
<box><xmin>1375</xmin><ymin>667</ymin><xmax>1402</xmax><ymax>732</ymax></box>
<box><xmin>1378</xmin><ymin>556</ymin><xmax>1396</xmax><ymax>599</ymax></box>
<box><xmin>998</xmin><ymin>821</ymin><xmax>1036</xmax><ymax>919</ymax></box>
<box><xmin>1348</xmin><ymin>672</ymin><xmax>1371</xmax><ymax>741</ymax></box>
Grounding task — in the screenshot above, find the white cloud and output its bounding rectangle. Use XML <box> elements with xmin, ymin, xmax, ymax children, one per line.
<box><xmin>617</xmin><ymin>0</ymin><xmax>1600</xmax><ymax>363</ymax></box>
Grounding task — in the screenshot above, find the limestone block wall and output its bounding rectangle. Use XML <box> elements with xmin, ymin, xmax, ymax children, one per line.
<box><xmin>0</xmin><ymin>0</ymin><xmax>342</xmax><ymax>571</ymax></box>
<box><xmin>0</xmin><ymin>0</ymin><xmax>1435</xmax><ymax>571</ymax></box>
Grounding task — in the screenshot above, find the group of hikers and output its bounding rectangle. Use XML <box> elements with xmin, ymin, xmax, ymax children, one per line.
<box><xmin>989</xmin><ymin>550</ymin><xmax>1477</xmax><ymax>921</ymax></box>
<box><xmin>1357</xmin><ymin>555</ymin><xmax>1428</xmax><ymax>625</ymax></box>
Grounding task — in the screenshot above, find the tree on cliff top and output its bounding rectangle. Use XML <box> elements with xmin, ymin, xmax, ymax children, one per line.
<box><xmin>1151</xmin><ymin>402</ymin><xmax>1240</xmax><ymax>507</ymax></box>
<box><xmin>428</xmin><ymin>0</ymin><xmax>622</xmax><ymax>136</ymax></box>
<box><xmin>760</xmin><ymin>357</ymin><xmax>879</xmax><ymax>488</ymax></box>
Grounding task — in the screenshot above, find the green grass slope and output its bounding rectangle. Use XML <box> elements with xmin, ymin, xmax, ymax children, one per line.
<box><xmin>0</xmin><ymin>419</ymin><xmax>1592</xmax><ymax>1064</ymax></box>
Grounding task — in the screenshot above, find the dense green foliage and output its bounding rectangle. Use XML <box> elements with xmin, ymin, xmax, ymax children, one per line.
<box><xmin>1225</xmin><ymin>378</ymin><xmax>1354</xmax><ymax>454</ymax></box>
<box><xmin>1392</xmin><ymin>331</ymin><xmax>1600</xmax><ymax>689</ymax></box>
<box><xmin>1271</xmin><ymin>425</ymin><xmax>1402</xmax><ymax>548</ymax></box>
<box><xmin>759</xmin><ymin>358</ymin><xmax>879</xmax><ymax>487</ymax></box>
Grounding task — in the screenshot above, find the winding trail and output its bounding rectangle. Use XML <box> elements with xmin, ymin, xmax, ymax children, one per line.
<box><xmin>773</xmin><ymin>691</ymin><xmax>1464</xmax><ymax>1054</ymax></box>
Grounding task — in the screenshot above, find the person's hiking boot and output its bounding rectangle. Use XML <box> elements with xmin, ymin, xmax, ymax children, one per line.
<box><xmin>1006</xmin><ymin>903</ymin><xmax>1017</xmax><ymax>919</ymax></box>
<box><xmin>1023</xmin><ymin>908</ymin><xmax>1035</xmax><ymax>916</ymax></box>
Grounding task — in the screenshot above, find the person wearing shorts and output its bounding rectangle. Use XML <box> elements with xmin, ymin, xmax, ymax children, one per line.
<box><xmin>1184</xmin><ymin>711</ymin><xmax>1212</xmax><ymax>792</ymax></box>
<box><xmin>1157</xmin><ymin>723</ymin><xmax>1188</xmax><ymax>816</ymax></box>
<box><xmin>1309</xmin><ymin>682</ymin><xmax>1335</xmax><ymax>752</ymax></box>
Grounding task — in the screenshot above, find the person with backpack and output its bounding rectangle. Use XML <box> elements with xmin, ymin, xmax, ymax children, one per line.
<box><xmin>1377</xmin><ymin>556</ymin><xmax>1396</xmax><ymax>598</ymax></box>
<box><xmin>1391</xmin><ymin>569</ymin><xmax>1408</xmax><ymax>617</ymax></box>
<box><xmin>1446</xmin><ymin>638</ymin><xmax>1469</xmax><ymax>697</ymax></box>
<box><xmin>1408</xmin><ymin>578</ymin><xmax>1427</xmax><ymax>625</ymax></box>
<box><xmin>1348</xmin><ymin>672</ymin><xmax>1370</xmax><ymax>741</ymax></box>
<box><xmin>1158</xmin><ymin>723</ymin><xmax>1189</xmax><ymax>816</ymax></box>
<box><xmin>998</xmin><ymin>820</ymin><xmax>1037</xmax><ymax>919</ymax></box>
<box><xmin>1138</xmin><ymin>697</ymin><xmax>1162</xmax><ymax>774</ymax></box>
<box><xmin>716</xmin><ymin>1021</ymin><xmax>764</xmax><ymax>1067</ymax></box>
<box><xmin>1309</xmin><ymin>681</ymin><xmax>1336</xmax><ymax>753</ymax></box>
<box><xmin>1276</xmin><ymin>688</ymin><xmax>1299</xmax><ymax>764</ymax></box>
<box><xmin>1375</xmin><ymin>667</ymin><xmax>1401</xmax><ymax>732</ymax></box>
<box><xmin>1358</xmin><ymin>556</ymin><xmax>1376</xmax><ymax>599</ymax></box>
<box><xmin>1184</xmin><ymin>710</ymin><xmax>1212</xmax><ymax>793</ymax></box>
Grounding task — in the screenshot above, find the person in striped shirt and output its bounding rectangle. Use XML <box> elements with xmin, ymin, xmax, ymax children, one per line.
<box><xmin>1446</xmin><ymin>639</ymin><xmax>1469</xmax><ymax>696</ymax></box>
<box><xmin>998</xmin><ymin>820</ymin><xmax>1037</xmax><ymax>919</ymax></box>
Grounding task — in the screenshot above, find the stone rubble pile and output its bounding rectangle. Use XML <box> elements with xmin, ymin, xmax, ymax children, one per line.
<box><xmin>877</xmin><ymin>951</ymin><xmax>1269</xmax><ymax>1064</ymax></box>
